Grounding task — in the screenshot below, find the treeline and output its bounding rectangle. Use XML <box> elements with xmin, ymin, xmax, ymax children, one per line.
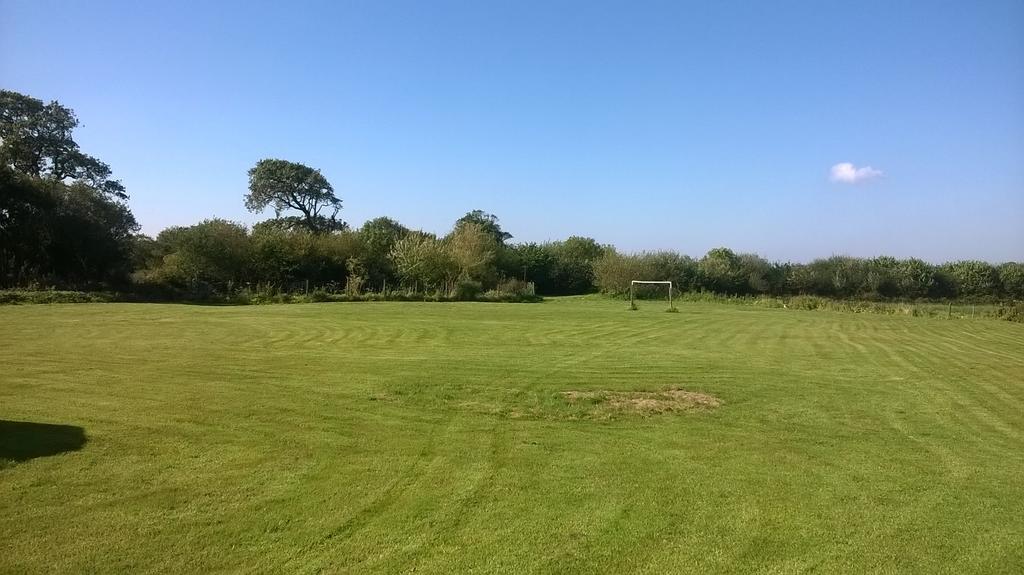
<box><xmin>595</xmin><ymin>249</ymin><xmax>1024</xmax><ymax>301</ymax></box>
<box><xmin>2</xmin><ymin>89</ymin><xmax>1022</xmax><ymax>303</ymax></box>
<box><xmin>128</xmin><ymin>214</ymin><xmax>603</xmax><ymax>301</ymax></box>
<box><xmin>1</xmin><ymin>90</ymin><xmax>138</xmax><ymax>289</ymax></box>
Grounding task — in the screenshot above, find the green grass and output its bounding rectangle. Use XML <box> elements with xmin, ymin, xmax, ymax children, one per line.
<box><xmin>2</xmin><ymin>298</ymin><xmax>1023</xmax><ymax>573</ymax></box>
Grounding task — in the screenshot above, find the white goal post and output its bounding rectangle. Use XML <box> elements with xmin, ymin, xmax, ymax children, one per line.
<box><xmin>630</xmin><ymin>280</ymin><xmax>673</xmax><ymax>309</ymax></box>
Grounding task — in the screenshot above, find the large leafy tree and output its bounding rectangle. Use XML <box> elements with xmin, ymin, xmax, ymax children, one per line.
<box><xmin>0</xmin><ymin>168</ymin><xmax>138</xmax><ymax>286</ymax></box>
<box><xmin>505</xmin><ymin>243</ymin><xmax>554</xmax><ymax>286</ymax></box>
<box><xmin>455</xmin><ymin>210</ymin><xmax>512</xmax><ymax>244</ymax></box>
<box><xmin>245</xmin><ymin>159</ymin><xmax>345</xmax><ymax>233</ymax></box>
<box><xmin>1</xmin><ymin>90</ymin><xmax>137</xmax><ymax>287</ymax></box>
<box><xmin>547</xmin><ymin>236</ymin><xmax>605</xmax><ymax>294</ymax></box>
<box><xmin>359</xmin><ymin>216</ymin><xmax>410</xmax><ymax>286</ymax></box>
<box><xmin>148</xmin><ymin>219</ymin><xmax>251</xmax><ymax>291</ymax></box>
<box><xmin>391</xmin><ymin>231</ymin><xmax>456</xmax><ymax>291</ymax></box>
<box><xmin>998</xmin><ymin>262</ymin><xmax>1024</xmax><ymax>299</ymax></box>
<box><xmin>944</xmin><ymin>260</ymin><xmax>998</xmax><ymax>298</ymax></box>
<box><xmin>446</xmin><ymin>221</ymin><xmax>498</xmax><ymax>282</ymax></box>
<box><xmin>0</xmin><ymin>90</ymin><xmax>126</xmax><ymax>198</ymax></box>
<box><xmin>699</xmin><ymin>247</ymin><xmax>747</xmax><ymax>294</ymax></box>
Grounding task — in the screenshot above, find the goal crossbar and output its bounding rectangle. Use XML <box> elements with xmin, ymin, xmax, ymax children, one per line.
<box><xmin>630</xmin><ymin>280</ymin><xmax>674</xmax><ymax>309</ymax></box>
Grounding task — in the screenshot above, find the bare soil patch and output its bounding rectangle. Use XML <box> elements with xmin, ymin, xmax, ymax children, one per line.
<box><xmin>561</xmin><ymin>388</ymin><xmax>722</xmax><ymax>416</ymax></box>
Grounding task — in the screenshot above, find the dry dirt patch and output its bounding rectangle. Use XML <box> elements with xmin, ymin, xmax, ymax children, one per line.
<box><xmin>561</xmin><ymin>388</ymin><xmax>722</xmax><ymax>416</ymax></box>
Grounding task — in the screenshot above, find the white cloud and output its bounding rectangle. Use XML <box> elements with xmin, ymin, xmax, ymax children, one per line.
<box><xmin>830</xmin><ymin>162</ymin><xmax>883</xmax><ymax>184</ymax></box>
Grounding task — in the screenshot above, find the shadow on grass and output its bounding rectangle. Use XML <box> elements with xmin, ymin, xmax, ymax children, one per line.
<box><xmin>0</xmin><ymin>420</ymin><xmax>87</xmax><ymax>463</ymax></box>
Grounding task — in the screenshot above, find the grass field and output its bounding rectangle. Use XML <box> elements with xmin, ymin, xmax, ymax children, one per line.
<box><xmin>2</xmin><ymin>298</ymin><xmax>1023</xmax><ymax>573</ymax></box>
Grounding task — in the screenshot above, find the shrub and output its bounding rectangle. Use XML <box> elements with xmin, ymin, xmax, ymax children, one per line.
<box><xmin>454</xmin><ymin>279</ymin><xmax>482</xmax><ymax>301</ymax></box>
<box><xmin>0</xmin><ymin>289</ymin><xmax>115</xmax><ymax>304</ymax></box>
<box><xmin>309</xmin><ymin>288</ymin><xmax>332</xmax><ymax>302</ymax></box>
<box><xmin>998</xmin><ymin>263</ymin><xmax>1024</xmax><ymax>299</ymax></box>
<box><xmin>944</xmin><ymin>260</ymin><xmax>999</xmax><ymax>299</ymax></box>
<box><xmin>996</xmin><ymin>303</ymin><xmax>1024</xmax><ymax>323</ymax></box>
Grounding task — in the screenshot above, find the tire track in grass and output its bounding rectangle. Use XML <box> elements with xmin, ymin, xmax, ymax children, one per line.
<box><xmin>859</xmin><ymin>322</ymin><xmax>926</xmax><ymax>380</ymax></box>
<box><xmin>875</xmin><ymin>322</ymin><xmax>1024</xmax><ymax>460</ymax></box>
<box><xmin>907</xmin><ymin>324</ymin><xmax>1024</xmax><ymax>419</ymax></box>
<box><xmin>925</xmin><ymin>328</ymin><xmax>1024</xmax><ymax>365</ymax></box>
<box><xmin>955</xmin><ymin>321</ymin><xmax>1024</xmax><ymax>349</ymax></box>
<box><xmin>915</xmin><ymin>322</ymin><xmax>1024</xmax><ymax>367</ymax></box>
<box><xmin>284</xmin><ymin>412</ymin><xmax>448</xmax><ymax>571</ymax></box>
<box><xmin>376</xmin><ymin>419</ymin><xmax>513</xmax><ymax>572</ymax></box>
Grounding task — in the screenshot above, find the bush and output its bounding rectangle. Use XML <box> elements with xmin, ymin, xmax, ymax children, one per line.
<box><xmin>0</xmin><ymin>289</ymin><xmax>115</xmax><ymax>304</ymax></box>
<box><xmin>996</xmin><ymin>303</ymin><xmax>1024</xmax><ymax>323</ymax></box>
<box><xmin>454</xmin><ymin>279</ymin><xmax>483</xmax><ymax>301</ymax></box>
<box><xmin>478</xmin><ymin>290</ymin><xmax>543</xmax><ymax>303</ymax></box>
<box><xmin>309</xmin><ymin>288</ymin><xmax>332</xmax><ymax>302</ymax></box>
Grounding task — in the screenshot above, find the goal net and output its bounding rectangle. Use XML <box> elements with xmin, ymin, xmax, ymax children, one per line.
<box><xmin>630</xmin><ymin>280</ymin><xmax>675</xmax><ymax>310</ymax></box>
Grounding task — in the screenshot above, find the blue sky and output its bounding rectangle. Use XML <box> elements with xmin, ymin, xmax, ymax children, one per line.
<box><xmin>3</xmin><ymin>0</ymin><xmax>1022</xmax><ymax>262</ymax></box>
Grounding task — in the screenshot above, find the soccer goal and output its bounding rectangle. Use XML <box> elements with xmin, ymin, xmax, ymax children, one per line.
<box><xmin>630</xmin><ymin>280</ymin><xmax>676</xmax><ymax>311</ymax></box>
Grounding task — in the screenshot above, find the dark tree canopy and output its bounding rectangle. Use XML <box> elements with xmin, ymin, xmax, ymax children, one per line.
<box><xmin>0</xmin><ymin>167</ymin><xmax>138</xmax><ymax>287</ymax></box>
<box><xmin>1</xmin><ymin>90</ymin><xmax>137</xmax><ymax>288</ymax></box>
<box><xmin>0</xmin><ymin>90</ymin><xmax>126</xmax><ymax>198</ymax></box>
<box><xmin>456</xmin><ymin>210</ymin><xmax>512</xmax><ymax>244</ymax></box>
<box><xmin>360</xmin><ymin>217</ymin><xmax>409</xmax><ymax>254</ymax></box>
<box><xmin>245</xmin><ymin>159</ymin><xmax>344</xmax><ymax>233</ymax></box>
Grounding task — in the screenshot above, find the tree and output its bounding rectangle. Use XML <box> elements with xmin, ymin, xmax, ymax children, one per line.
<box><xmin>1</xmin><ymin>91</ymin><xmax>138</xmax><ymax>287</ymax></box>
<box><xmin>0</xmin><ymin>90</ymin><xmax>126</xmax><ymax>198</ymax></box>
<box><xmin>359</xmin><ymin>217</ymin><xmax>409</xmax><ymax>287</ymax></box>
<box><xmin>593</xmin><ymin>249</ymin><xmax>642</xmax><ymax>296</ymax></box>
<box><xmin>148</xmin><ymin>219</ymin><xmax>251</xmax><ymax>292</ymax></box>
<box><xmin>892</xmin><ymin>258</ymin><xmax>935</xmax><ymax>299</ymax></box>
<box><xmin>548</xmin><ymin>237</ymin><xmax>605</xmax><ymax>294</ymax></box>
<box><xmin>455</xmin><ymin>210</ymin><xmax>512</xmax><ymax>244</ymax></box>
<box><xmin>245</xmin><ymin>159</ymin><xmax>344</xmax><ymax>233</ymax></box>
<box><xmin>446</xmin><ymin>221</ymin><xmax>498</xmax><ymax>282</ymax></box>
<box><xmin>1</xmin><ymin>166</ymin><xmax>137</xmax><ymax>288</ymax></box>
<box><xmin>504</xmin><ymin>243</ymin><xmax>555</xmax><ymax>288</ymax></box>
<box><xmin>944</xmin><ymin>260</ymin><xmax>998</xmax><ymax>299</ymax></box>
<box><xmin>245</xmin><ymin>224</ymin><xmax>359</xmax><ymax>289</ymax></box>
<box><xmin>699</xmin><ymin>248</ymin><xmax>746</xmax><ymax>294</ymax></box>
<box><xmin>48</xmin><ymin>182</ymin><xmax>139</xmax><ymax>285</ymax></box>
<box><xmin>735</xmin><ymin>253</ymin><xmax>772</xmax><ymax>294</ymax></box>
<box><xmin>998</xmin><ymin>263</ymin><xmax>1024</xmax><ymax>299</ymax></box>
<box><xmin>391</xmin><ymin>231</ymin><xmax>456</xmax><ymax>291</ymax></box>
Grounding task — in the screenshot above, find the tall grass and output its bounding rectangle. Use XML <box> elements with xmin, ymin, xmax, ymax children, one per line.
<box><xmin>631</xmin><ymin>291</ymin><xmax>1024</xmax><ymax>322</ymax></box>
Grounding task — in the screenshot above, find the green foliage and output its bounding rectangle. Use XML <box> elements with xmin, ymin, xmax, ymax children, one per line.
<box><xmin>995</xmin><ymin>302</ymin><xmax>1024</xmax><ymax>322</ymax></box>
<box><xmin>454</xmin><ymin>279</ymin><xmax>483</xmax><ymax>301</ymax></box>
<box><xmin>997</xmin><ymin>262</ymin><xmax>1024</xmax><ymax>299</ymax></box>
<box><xmin>595</xmin><ymin>247</ymin><xmax>1020</xmax><ymax>302</ymax></box>
<box><xmin>0</xmin><ymin>289</ymin><xmax>115</xmax><ymax>304</ymax></box>
<box><xmin>455</xmin><ymin>210</ymin><xmax>512</xmax><ymax>244</ymax></box>
<box><xmin>504</xmin><ymin>242</ymin><xmax>554</xmax><ymax>285</ymax></box>
<box><xmin>446</xmin><ymin>222</ymin><xmax>498</xmax><ymax>283</ymax></box>
<box><xmin>391</xmin><ymin>231</ymin><xmax>457</xmax><ymax>292</ymax></box>
<box><xmin>545</xmin><ymin>237</ymin><xmax>605</xmax><ymax>295</ymax></box>
<box><xmin>146</xmin><ymin>219</ymin><xmax>251</xmax><ymax>292</ymax></box>
<box><xmin>1</xmin><ymin>91</ymin><xmax>138</xmax><ymax>289</ymax></box>
<box><xmin>359</xmin><ymin>216</ymin><xmax>410</xmax><ymax>287</ymax></box>
<box><xmin>3</xmin><ymin>88</ymin><xmax>1020</xmax><ymax>305</ymax></box>
<box><xmin>0</xmin><ymin>90</ymin><xmax>125</xmax><ymax>198</ymax></box>
<box><xmin>594</xmin><ymin>250</ymin><xmax>697</xmax><ymax>297</ymax></box>
<box><xmin>0</xmin><ymin>168</ymin><xmax>138</xmax><ymax>288</ymax></box>
<box><xmin>245</xmin><ymin>159</ymin><xmax>345</xmax><ymax>233</ymax></box>
<box><xmin>699</xmin><ymin>247</ymin><xmax>746</xmax><ymax>294</ymax></box>
<box><xmin>943</xmin><ymin>260</ymin><xmax>999</xmax><ymax>299</ymax></box>
<box><xmin>345</xmin><ymin>257</ymin><xmax>366</xmax><ymax>295</ymax></box>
